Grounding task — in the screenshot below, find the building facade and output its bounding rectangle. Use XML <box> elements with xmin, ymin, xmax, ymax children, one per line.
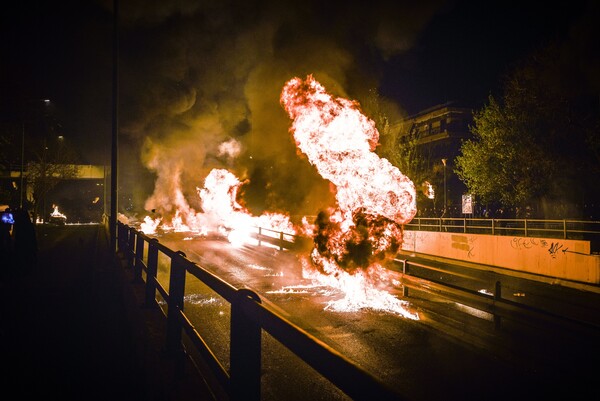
<box><xmin>393</xmin><ymin>102</ymin><xmax>473</xmax><ymax>217</ymax></box>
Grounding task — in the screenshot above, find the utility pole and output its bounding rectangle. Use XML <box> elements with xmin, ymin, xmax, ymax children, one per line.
<box><xmin>442</xmin><ymin>158</ymin><xmax>447</xmax><ymax>217</ymax></box>
<box><xmin>109</xmin><ymin>0</ymin><xmax>119</xmax><ymax>253</ymax></box>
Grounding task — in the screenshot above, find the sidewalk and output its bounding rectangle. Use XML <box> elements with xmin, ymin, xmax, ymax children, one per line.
<box><xmin>0</xmin><ymin>224</ymin><xmax>216</xmax><ymax>401</ymax></box>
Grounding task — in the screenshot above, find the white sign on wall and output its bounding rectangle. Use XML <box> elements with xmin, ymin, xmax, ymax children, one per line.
<box><xmin>462</xmin><ymin>194</ymin><xmax>473</xmax><ymax>214</ymax></box>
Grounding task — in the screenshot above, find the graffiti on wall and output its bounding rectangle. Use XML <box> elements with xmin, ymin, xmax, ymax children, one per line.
<box><xmin>510</xmin><ymin>237</ymin><xmax>568</xmax><ymax>259</ymax></box>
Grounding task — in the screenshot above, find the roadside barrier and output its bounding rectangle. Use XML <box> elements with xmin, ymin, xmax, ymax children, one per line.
<box><xmin>404</xmin><ymin>217</ymin><xmax>600</xmax><ymax>243</ymax></box>
<box><xmin>253</xmin><ymin>223</ymin><xmax>600</xmax><ymax>334</ymax></box>
<box><xmin>116</xmin><ymin>221</ymin><xmax>404</xmax><ymax>401</ymax></box>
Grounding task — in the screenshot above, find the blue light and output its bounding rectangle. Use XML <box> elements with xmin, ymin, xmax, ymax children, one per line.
<box><xmin>2</xmin><ymin>212</ymin><xmax>14</xmax><ymax>224</ymax></box>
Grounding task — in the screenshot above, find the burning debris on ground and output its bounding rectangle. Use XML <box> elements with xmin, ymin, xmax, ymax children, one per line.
<box><xmin>48</xmin><ymin>205</ymin><xmax>67</xmax><ymax>225</ymax></box>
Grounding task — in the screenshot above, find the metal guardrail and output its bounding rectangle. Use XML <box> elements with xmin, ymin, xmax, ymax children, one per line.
<box><xmin>392</xmin><ymin>257</ymin><xmax>600</xmax><ymax>334</ymax></box>
<box><xmin>252</xmin><ymin>223</ymin><xmax>600</xmax><ymax>331</ymax></box>
<box><xmin>404</xmin><ymin>217</ymin><xmax>600</xmax><ymax>242</ymax></box>
<box><xmin>116</xmin><ymin>221</ymin><xmax>404</xmax><ymax>401</ymax></box>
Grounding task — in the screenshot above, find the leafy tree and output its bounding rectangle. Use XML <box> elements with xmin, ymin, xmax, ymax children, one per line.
<box><xmin>456</xmin><ymin>39</ymin><xmax>600</xmax><ymax>217</ymax></box>
<box><xmin>455</xmin><ymin>95</ymin><xmax>554</xmax><ymax>207</ymax></box>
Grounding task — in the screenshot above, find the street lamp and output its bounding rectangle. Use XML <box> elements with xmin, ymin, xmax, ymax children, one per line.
<box><xmin>442</xmin><ymin>158</ymin><xmax>447</xmax><ymax>217</ymax></box>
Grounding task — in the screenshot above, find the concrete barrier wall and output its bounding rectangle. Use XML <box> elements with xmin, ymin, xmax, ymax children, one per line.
<box><xmin>401</xmin><ymin>230</ymin><xmax>600</xmax><ymax>284</ymax></box>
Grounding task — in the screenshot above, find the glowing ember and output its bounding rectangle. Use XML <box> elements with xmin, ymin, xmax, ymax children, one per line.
<box><xmin>281</xmin><ymin>75</ymin><xmax>417</xmax><ymax>270</ymax></box>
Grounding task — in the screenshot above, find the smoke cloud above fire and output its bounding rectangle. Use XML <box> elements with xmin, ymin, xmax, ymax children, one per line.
<box><xmin>114</xmin><ymin>0</ymin><xmax>444</xmax><ymax>220</ymax></box>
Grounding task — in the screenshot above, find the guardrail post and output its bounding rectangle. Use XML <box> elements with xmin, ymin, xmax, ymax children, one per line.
<box><xmin>144</xmin><ymin>238</ymin><xmax>159</xmax><ymax>308</ymax></box>
<box><xmin>563</xmin><ymin>219</ymin><xmax>567</xmax><ymax>239</ymax></box>
<box><xmin>494</xmin><ymin>281</ymin><xmax>502</xmax><ymax>330</ymax></box>
<box><xmin>524</xmin><ymin>219</ymin><xmax>528</xmax><ymax>237</ymax></box>
<box><xmin>117</xmin><ymin>222</ymin><xmax>124</xmax><ymax>253</ymax></box>
<box><xmin>165</xmin><ymin>251</ymin><xmax>187</xmax><ymax>357</ymax></box>
<box><xmin>491</xmin><ymin>219</ymin><xmax>495</xmax><ymax>235</ymax></box>
<box><xmin>257</xmin><ymin>227</ymin><xmax>262</xmax><ymax>247</ymax></box>
<box><xmin>133</xmin><ymin>234</ymin><xmax>144</xmax><ymax>282</ymax></box>
<box><xmin>230</xmin><ymin>289</ymin><xmax>262</xmax><ymax>401</ymax></box>
<box><xmin>401</xmin><ymin>260</ymin><xmax>409</xmax><ymax>297</ymax></box>
<box><xmin>279</xmin><ymin>231</ymin><xmax>284</xmax><ymax>251</ymax></box>
<box><xmin>119</xmin><ymin>222</ymin><xmax>128</xmax><ymax>254</ymax></box>
<box><xmin>125</xmin><ymin>227</ymin><xmax>135</xmax><ymax>268</ymax></box>
<box><xmin>463</xmin><ymin>218</ymin><xmax>466</xmax><ymax>233</ymax></box>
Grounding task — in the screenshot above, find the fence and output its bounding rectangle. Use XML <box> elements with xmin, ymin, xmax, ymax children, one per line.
<box><xmin>404</xmin><ymin>217</ymin><xmax>600</xmax><ymax>238</ymax></box>
<box><xmin>116</xmin><ymin>221</ymin><xmax>404</xmax><ymax>401</ymax></box>
<box><xmin>393</xmin><ymin>256</ymin><xmax>600</xmax><ymax>332</ymax></box>
<box><xmin>252</xmin><ymin>222</ymin><xmax>600</xmax><ymax>329</ymax></box>
<box><xmin>252</xmin><ymin>223</ymin><xmax>600</xmax><ymax>333</ymax></box>
<box><xmin>404</xmin><ymin>217</ymin><xmax>600</xmax><ymax>249</ymax></box>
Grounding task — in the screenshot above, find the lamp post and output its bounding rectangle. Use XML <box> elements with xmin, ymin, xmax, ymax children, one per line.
<box><xmin>109</xmin><ymin>0</ymin><xmax>119</xmax><ymax>253</ymax></box>
<box><xmin>442</xmin><ymin>158</ymin><xmax>447</xmax><ymax>217</ymax></box>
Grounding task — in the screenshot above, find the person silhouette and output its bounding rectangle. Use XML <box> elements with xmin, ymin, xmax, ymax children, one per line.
<box><xmin>12</xmin><ymin>208</ymin><xmax>38</xmax><ymax>275</ymax></box>
<box><xmin>1</xmin><ymin>208</ymin><xmax>14</xmax><ymax>279</ymax></box>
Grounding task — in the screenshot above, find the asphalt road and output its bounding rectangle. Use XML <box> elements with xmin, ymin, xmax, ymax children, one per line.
<box><xmin>6</xmin><ymin>224</ymin><xmax>593</xmax><ymax>400</ymax></box>
<box><xmin>155</xmin><ymin>233</ymin><xmax>600</xmax><ymax>401</ymax></box>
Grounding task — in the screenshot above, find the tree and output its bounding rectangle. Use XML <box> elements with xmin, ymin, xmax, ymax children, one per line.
<box><xmin>455</xmin><ymin>95</ymin><xmax>554</xmax><ymax>207</ymax></box>
<box><xmin>0</xmin><ymin>129</ymin><xmax>15</xmax><ymax>205</ymax></box>
<box><xmin>455</xmin><ymin>39</ymin><xmax>600</xmax><ymax>217</ymax></box>
<box><xmin>26</xmin><ymin>137</ymin><xmax>79</xmax><ymax>220</ymax></box>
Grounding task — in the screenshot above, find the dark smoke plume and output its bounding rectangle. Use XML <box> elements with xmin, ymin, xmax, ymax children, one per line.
<box><xmin>110</xmin><ymin>0</ymin><xmax>444</xmax><ymax>220</ymax></box>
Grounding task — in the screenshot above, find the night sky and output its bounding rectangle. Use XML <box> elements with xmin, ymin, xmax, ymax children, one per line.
<box><xmin>1</xmin><ymin>0</ymin><xmax>596</xmax><ymax>213</ymax></box>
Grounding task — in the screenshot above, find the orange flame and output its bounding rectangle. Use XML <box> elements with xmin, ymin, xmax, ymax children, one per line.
<box><xmin>139</xmin><ymin>168</ymin><xmax>295</xmax><ymax>247</ymax></box>
<box><xmin>281</xmin><ymin>75</ymin><xmax>417</xmax><ymax>271</ymax></box>
<box><xmin>51</xmin><ymin>205</ymin><xmax>67</xmax><ymax>219</ymax></box>
<box><xmin>134</xmin><ymin>75</ymin><xmax>418</xmax><ymax>317</ymax></box>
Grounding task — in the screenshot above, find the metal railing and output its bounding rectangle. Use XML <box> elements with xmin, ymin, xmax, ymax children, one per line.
<box><xmin>116</xmin><ymin>221</ymin><xmax>404</xmax><ymax>401</ymax></box>
<box><xmin>393</xmin><ymin>257</ymin><xmax>600</xmax><ymax>333</ymax></box>
<box><xmin>250</xmin><ymin>223</ymin><xmax>600</xmax><ymax>332</ymax></box>
<box><xmin>404</xmin><ymin>217</ymin><xmax>600</xmax><ymax>244</ymax></box>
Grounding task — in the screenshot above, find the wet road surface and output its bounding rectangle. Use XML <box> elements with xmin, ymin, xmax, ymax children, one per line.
<box><xmin>155</xmin><ymin>233</ymin><xmax>599</xmax><ymax>401</ymax></box>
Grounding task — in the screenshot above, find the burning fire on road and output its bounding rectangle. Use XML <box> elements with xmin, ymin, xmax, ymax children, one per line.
<box><xmin>281</xmin><ymin>75</ymin><xmax>418</xmax><ymax>317</ymax></box>
<box><xmin>131</xmin><ymin>75</ymin><xmax>418</xmax><ymax>318</ymax></box>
